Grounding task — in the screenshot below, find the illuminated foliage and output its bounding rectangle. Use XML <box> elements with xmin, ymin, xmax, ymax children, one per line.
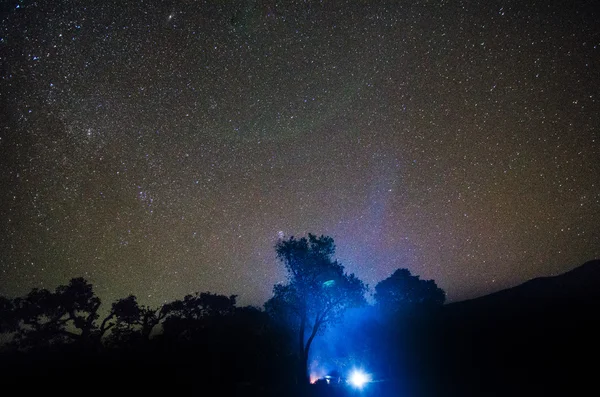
<box><xmin>265</xmin><ymin>234</ymin><xmax>367</xmax><ymax>384</ymax></box>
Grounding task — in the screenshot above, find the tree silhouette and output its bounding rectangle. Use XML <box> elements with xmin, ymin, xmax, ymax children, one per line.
<box><xmin>8</xmin><ymin>278</ymin><xmax>114</xmax><ymax>349</ymax></box>
<box><xmin>0</xmin><ymin>296</ymin><xmax>18</xmax><ymax>334</ymax></box>
<box><xmin>104</xmin><ymin>295</ymin><xmax>167</xmax><ymax>347</ymax></box>
<box><xmin>161</xmin><ymin>292</ymin><xmax>237</xmax><ymax>340</ymax></box>
<box><xmin>374</xmin><ymin>268</ymin><xmax>445</xmax><ymax>315</ymax></box>
<box><xmin>265</xmin><ymin>234</ymin><xmax>366</xmax><ymax>385</ymax></box>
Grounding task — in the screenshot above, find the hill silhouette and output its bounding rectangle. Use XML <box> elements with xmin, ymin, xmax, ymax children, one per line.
<box><xmin>447</xmin><ymin>259</ymin><xmax>600</xmax><ymax>315</ymax></box>
<box><xmin>434</xmin><ymin>260</ymin><xmax>600</xmax><ymax>397</ymax></box>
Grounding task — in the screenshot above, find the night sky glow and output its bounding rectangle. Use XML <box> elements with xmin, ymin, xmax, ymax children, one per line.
<box><xmin>1</xmin><ymin>1</ymin><xmax>599</xmax><ymax>307</ymax></box>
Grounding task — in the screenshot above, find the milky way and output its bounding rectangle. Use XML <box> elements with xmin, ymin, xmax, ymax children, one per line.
<box><xmin>1</xmin><ymin>1</ymin><xmax>599</xmax><ymax>307</ymax></box>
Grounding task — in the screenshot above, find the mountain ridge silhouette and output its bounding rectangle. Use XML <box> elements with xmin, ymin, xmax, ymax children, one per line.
<box><xmin>445</xmin><ymin>259</ymin><xmax>600</xmax><ymax>317</ymax></box>
<box><xmin>434</xmin><ymin>259</ymin><xmax>600</xmax><ymax>396</ymax></box>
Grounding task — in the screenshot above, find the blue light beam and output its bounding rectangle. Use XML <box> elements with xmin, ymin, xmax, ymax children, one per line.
<box><xmin>348</xmin><ymin>369</ymin><xmax>371</xmax><ymax>389</ymax></box>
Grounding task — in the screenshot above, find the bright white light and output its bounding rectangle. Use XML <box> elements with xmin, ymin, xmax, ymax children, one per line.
<box><xmin>348</xmin><ymin>369</ymin><xmax>370</xmax><ymax>389</ymax></box>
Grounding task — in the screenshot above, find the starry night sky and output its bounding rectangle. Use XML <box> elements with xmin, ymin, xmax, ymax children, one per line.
<box><xmin>1</xmin><ymin>0</ymin><xmax>599</xmax><ymax>307</ymax></box>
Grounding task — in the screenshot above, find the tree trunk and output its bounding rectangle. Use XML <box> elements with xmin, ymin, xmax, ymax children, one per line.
<box><xmin>298</xmin><ymin>309</ymin><xmax>307</xmax><ymax>385</ymax></box>
<box><xmin>301</xmin><ymin>349</ymin><xmax>310</xmax><ymax>385</ymax></box>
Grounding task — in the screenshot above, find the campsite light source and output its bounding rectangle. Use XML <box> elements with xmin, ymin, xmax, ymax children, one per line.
<box><xmin>348</xmin><ymin>369</ymin><xmax>370</xmax><ymax>389</ymax></box>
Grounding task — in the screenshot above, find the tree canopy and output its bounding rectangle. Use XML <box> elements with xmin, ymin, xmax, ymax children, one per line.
<box><xmin>375</xmin><ymin>268</ymin><xmax>446</xmax><ymax>315</ymax></box>
<box><xmin>265</xmin><ymin>234</ymin><xmax>367</xmax><ymax>384</ymax></box>
<box><xmin>7</xmin><ymin>277</ymin><xmax>109</xmax><ymax>348</ymax></box>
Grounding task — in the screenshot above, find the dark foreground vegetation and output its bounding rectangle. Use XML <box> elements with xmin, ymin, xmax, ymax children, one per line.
<box><xmin>1</xmin><ymin>235</ymin><xmax>598</xmax><ymax>396</ymax></box>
